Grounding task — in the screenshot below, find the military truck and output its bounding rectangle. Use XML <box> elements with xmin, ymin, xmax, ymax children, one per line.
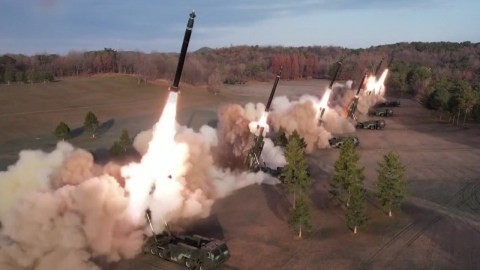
<box><xmin>328</xmin><ymin>136</ymin><xmax>360</xmax><ymax>148</ymax></box>
<box><xmin>355</xmin><ymin>119</ymin><xmax>386</xmax><ymax>130</ymax></box>
<box><xmin>261</xmin><ymin>166</ymin><xmax>311</xmax><ymax>183</ymax></box>
<box><xmin>368</xmin><ymin>108</ymin><xmax>393</xmax><ymax>117</ymax></box>
<box><xmin>144</xmin><ymin>210</ymin><xmax>230</xmax><ymax>270</ymax></box>
<box><xmin>376</xmin><ymin>100</ymin><xmax>400</xmax><ymax>107</ymax></box>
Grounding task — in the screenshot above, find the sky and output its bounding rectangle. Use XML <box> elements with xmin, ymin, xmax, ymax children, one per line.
<box><xmin>0</xmin><ymin>0</ymin><xmax>479</xmax><ymax>55</ymax></box>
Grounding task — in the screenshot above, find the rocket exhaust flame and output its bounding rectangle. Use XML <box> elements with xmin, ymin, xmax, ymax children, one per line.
<box><xmin>125</xmin><ymin>11</ymin><xmax>196</xmax><ymax>228</ymax></box>
<box><xmin>374</xmin><ymin>69</ymin><xmax>389</xmax><ymax>95</ymax></box>
<box><xmin>317</xmin><ymin>88</ymin><xmax>331</xmax><ymax>121</ymax></box>
<box><xmin>252</xmin><ymin>66</ymin><xmax>283</xmax><ymax>135</ymax></box>
<box><xmin>316</xmin><ymin>56</ymin><xmax>343</xmax><ymax>122</ymax></box>
<box><xmin>247</xmin><ymin>67</ymin><xmax>283</xmax><ymax>171</ymax></box>
<box><xmin>0</xmin><ymin>10</ymin><xmax>279</xmax><ymax>270</ymax></box>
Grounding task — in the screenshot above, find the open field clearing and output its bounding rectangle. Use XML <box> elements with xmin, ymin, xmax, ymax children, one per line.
<box><xmin>1</xmin><ymin>77</ymin><xmax>480</xmax><ymax>269</ymax></box>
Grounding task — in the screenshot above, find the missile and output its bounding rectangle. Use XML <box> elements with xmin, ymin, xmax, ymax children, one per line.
<box><xmin>257</xmin><ymin>66</ymin><xmax>283</xmax><ymax>129</ymax></box>
<box><xmin>247</xmin><ymin>67</ymin><xmax>284</xmax><ymax>171</ymax></box>
<box><xmin>328</xmin><ymin>56</ymin><xmax>345</xmax><ymax>89</ymax></box>
<box><xmin>170</xmin><ymin>11</ymin><xmax>196</xmax><ymax>93</ymax></box>
<box><xmin>265</xmin><ymin>66</ymin><xmax>283</xmax><ymax>111</ymax></box>
<box><xmin>373</xmin><ymin>57</ymin><xmax>385</xmax><ymax>76</ymax></box>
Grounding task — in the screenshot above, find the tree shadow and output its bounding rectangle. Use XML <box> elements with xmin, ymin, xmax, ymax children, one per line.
<box><xmin>69</xmin><ymin>126</ymin><xmax>84</xmax><ymax>139</ymax></box>
<box><xmin>89</xmin><ymin>147</ymin><xmax>110</xmax><ymax>165</ymax></box>
<box><xmin>96</xmin><ymin>118</ymin><xmax>115</xmax><ymax>136</ymax></box>
<box><xmin>183</xmin><ymin>213</ymin><xmax>225</xmax><ymax>241</ymax></box>
<box><xmin>208</xmin><ymin>119</ymin><xmax>219</xmax><ymax>129</ymax></box>
<box><xmin>260</xmin><ymin>184</ymin><xmax>291</xmax><ymax>221</ymax></box>
<box><xmin>308</xmin><ymin>163</ymin><xmax>346</xmax><ymax>223</ymax></box>
<box><xmin>186</xmin><ymin>114</ymin><xmax>195</xmax><ymax>128</ymax></box>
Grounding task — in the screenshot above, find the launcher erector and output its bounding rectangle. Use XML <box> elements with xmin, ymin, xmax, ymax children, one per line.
<box><xmin>246</xmin><ymin>67</ymin><xmax>283</xmax><ymax>171</ymax></box>
<box><xmin>347</xmin><ymin>71</ymin><xmax>368</xmax><ymax>121</ymax></box>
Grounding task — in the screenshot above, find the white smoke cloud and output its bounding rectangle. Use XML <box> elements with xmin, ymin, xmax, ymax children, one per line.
<box><xmin>0</xmin><ymin>142</ymin><xmax>75</xmax><ymax>219</ymax></box>
<box><xmin>0</xmin><ymin>122</ymin><xmax>278</xmax><ymax>270</ymax></box>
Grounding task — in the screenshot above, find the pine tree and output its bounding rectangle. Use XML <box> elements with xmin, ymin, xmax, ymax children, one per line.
<box><xmin>84</xmin><ymin>111</ymin><xmax>99</xmax><ymax>138</ymax></box>
<box><xmin>274</xmin><ymin>127</ymin><xmax>288</xmax><ymax>147</ymax></box>
<box><xmin>375</xmin><ymin>151</ymin><xmax>408</xmax><ymax>217</ymax></box>
<box><xmin>54</xmin><ymin>122</ymin><xmax>70</xmax><ymax>141</ymax></box>
<box><xmin>282</xmin><ymin>130</ymin><xmax>311</xmax><ymax>209</ymax></box>
<box><xmin>329</xmin><ymin>137</ymin><xmax>365</xmax><ymax>206</ymax></box>
<box><xmin>109</xmin><ymin>141</ymin><xmax>124</xmax><ymax>157</ymax></box>
<box><xmin>288</xmin><ymin>194</ymin><xmax>313</xmax><ymax>238</ymax></box>
<box><xmin>288</xmin><ymin>130</ymin><xmax>307</xmax><ymax>149</ymax></box>
<box><xmin>119</xmin><ymin>128</ymin><xmax>131</xmax><ymax>152</ymax></box>
<box><xmin>346</xmin><ymin>184</ymin><xmax>368</xmax><ymax>234</ymax></box>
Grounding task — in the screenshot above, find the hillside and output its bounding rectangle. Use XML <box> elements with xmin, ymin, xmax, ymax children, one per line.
<box><xmin>1</xmin><ymin>42</ymin><xmax>480</xmax><ymax>123</ymax></box>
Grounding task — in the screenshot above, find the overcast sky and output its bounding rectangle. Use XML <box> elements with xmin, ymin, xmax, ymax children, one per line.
<box><xmin>0</xmin><ymin>0</ymin><xmax>478</xmax><ymax>55</ymax></box>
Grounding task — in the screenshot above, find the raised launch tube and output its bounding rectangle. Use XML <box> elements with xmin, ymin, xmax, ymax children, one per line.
<box><xmin>265</xmin><ymin>66</ymin><xmax>283</xmax><ymax>110</ymax></box>
<box><xmin>374</xmin><ymin>57</ymin><xmax>385</xmax><ymax>76</ymax></box>
<box><xmin>170</xmin><ymin>11</ymin><xmax>196</xmax><ymax>92</ymax></box>
<box><xmin>328</xmin><ymin>56</ymin><xmax>345</xmax><ymax>89</ymax></box>
<box><xmin>247</xmin><ymin>67</ymin><xmax>283</xmax><ymax>171</ymax></box>
<box><xmin>257</xmin><ymin>66</ymin><xmax>283</xmax><ymax>129</ymax></box>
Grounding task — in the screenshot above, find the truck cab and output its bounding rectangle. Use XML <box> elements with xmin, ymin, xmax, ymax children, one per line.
<box><xmin>355</xmin><ymin>119</ymin><xmax>386</xmax><ymax>130</ymax></box>
<box><xmin>144</xmin><ymin>210</ymin><xmax>230</xmax><ymax>270</ymax></box>
<box><xmin>148</xmin><ymin>234</ymin><xmax>230</xmax><ymax>270</ymax></box>
<box><xmin>328</xmin><ymin>136</ymin><xmax>360</xmax><ymax>148</ymax></box>
<box><xmin>368</xmin><ymin>108</ymin><xmax>393</xmax><ymax>117</ymax></box>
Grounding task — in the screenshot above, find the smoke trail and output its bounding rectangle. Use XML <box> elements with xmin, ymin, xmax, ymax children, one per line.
<box><xmin>330</xmin><ymin>71</ymin><xmax>388</xmax><ymax>117</ymax></box>
<box><xmin>213</xmin><ymin>104</ymin><xmax>253</xmax><ymax>171</ymax></box>
<box><xmin>0</xmin><ymin>95</ymin><xmax>279</xmax><ymax>269</ymax></box>
<box><xmin>267</xmin><ymin>95</ymin><xmax>334</xmax><ymax>153</ymax></box>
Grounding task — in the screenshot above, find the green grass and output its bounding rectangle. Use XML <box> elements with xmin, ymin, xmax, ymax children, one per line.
<box><xmin>0</xmin><ymin>75</ymin><xmax>227</xmax><ymax>115</ymax></box>
<box><xmin>0</xmin><ymin>76</ymin><xmax>162</xmax><ymax>114</ymax></box>
<box><xmin>0</xmin><ymin>75</ymin><xmax>228</xmax><ymax>146</ymax></box>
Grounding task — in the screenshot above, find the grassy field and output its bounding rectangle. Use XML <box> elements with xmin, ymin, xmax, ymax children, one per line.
<box><xmin>0</xmin><ymin>76</ymin><xmax>229</xmax><ymax>165</ymax></box>
<box><xmin>1</xmin><ymin>77</ymin><xmax>480</xmax><ymax>269</ymax></box>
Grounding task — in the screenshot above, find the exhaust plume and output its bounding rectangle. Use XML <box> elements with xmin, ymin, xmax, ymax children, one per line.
<box><xmin>330</xmin><ymin>75</ymin><xmax>387</xmax><ymax>117</ymax></box>
<box><xmin>242</xmin><ymin>84</ymin><xmax>357</xmax><ymax>154</ymax></box>
<box><xmin>0</xmin><ymin>98</ymin><xmax>279</xmax><ymax>269</ymax></box>
<box><xmin>0</xmin><ymin>143</ymin><xmax>144</xmax><ymax>270</ymax></box>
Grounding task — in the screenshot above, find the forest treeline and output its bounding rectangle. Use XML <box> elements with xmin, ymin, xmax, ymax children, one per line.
<box><xmin>1</xmin><ymin>42</ymin><xmax>480</xmax><ymax>120</ymax></box>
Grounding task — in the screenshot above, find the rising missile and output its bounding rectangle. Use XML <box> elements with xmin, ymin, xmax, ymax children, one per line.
<box><xmin>247</xmin><ymin>67</ymin><xmax>283</xmax><ymax>171</ymax></box>
<box><xmin>257</xmin><ymin>66</ymin><xmax>283</xmax><ymax>129</ymax></box>
<box><xmin>265</xmin><ymin>66</ymin><xmax>283</xmax><ymax>111</ymax></box>
<box><xmin>373</xmin><ymin>57</ymin><xmax>385</xmax><ymax>76</ymax></box>
<box><xmin>170</xmin><ymin>11</ymin><xmax>196</xmax><ymax>93</ymax></box>
<box><xmin>347</xmin><ymin>71</ymin><xmax>368</xmax><ymax>121</ymax></box>
<box><xmin>328</xmin><ymin>56</ymin><xmax>345</xmax><ymax>89</ymax></box>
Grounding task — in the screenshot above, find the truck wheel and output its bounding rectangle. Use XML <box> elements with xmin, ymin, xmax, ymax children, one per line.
<box><xmin>369</xmin><ymin>125</ymin><xmax>375</xmax><ymax>130</ymax></box>
<box><xmin>158</xmin><ymin>249</ymin><xmax>165</xmax><ymax>259</ymax></box>
<box><xmin>150</xmin><ymin>246</ymin><xmax>157</xmax><ymax>255</ymax></box>
<box><xmin>199</xmin><ymin>266</ymin><xmax>206</xmax><ymax>270</ymax></box>
<box><xmin>185</xmin><ymin>260</ymin><xmax>193</xmax><ymax>268</ymax></box>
